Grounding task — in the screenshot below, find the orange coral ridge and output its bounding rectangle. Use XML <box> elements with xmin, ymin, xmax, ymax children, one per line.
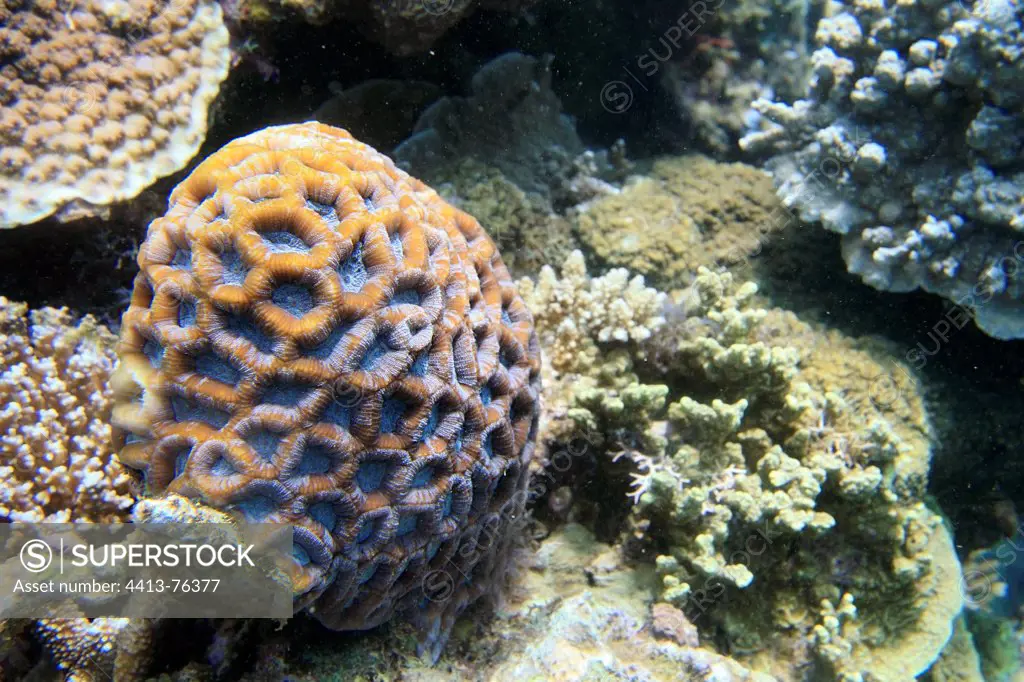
<box><xmin>110</xmin><ymin>122</ymin><xmax>541</xmax><ymax>647</ymax></box>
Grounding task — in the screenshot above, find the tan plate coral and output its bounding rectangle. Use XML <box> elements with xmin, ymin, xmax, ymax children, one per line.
<box><xmin>0</xmin><ymin>0</ymin><xmax>231</xmax><ymax>227</ymax></box>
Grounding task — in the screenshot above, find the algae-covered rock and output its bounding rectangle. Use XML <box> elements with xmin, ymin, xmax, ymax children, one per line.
<box><xmin>435</xmin><ymin>160</ymin><xmax>578</xmax><ymax>278</ymax></box>
<box><xmin>575</xmin><ymin>156</ymin><xmax>788</xmax><ymax>290</ymax></box>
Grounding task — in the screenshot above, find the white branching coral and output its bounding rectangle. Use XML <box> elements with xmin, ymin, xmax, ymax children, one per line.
<box><xmin>518</xmin><ymin>250</ymin><xmax>665</xmax><ymax>372</ymax></box>
<box><xmin>0</xmin><ymin>298</ymin><xmax>134</xmax><ymax>522</ymax></box>
<box><xmin>34</xmin><ymin>616</ymin><xmax>153</xmax><ymax>682</ymax></box>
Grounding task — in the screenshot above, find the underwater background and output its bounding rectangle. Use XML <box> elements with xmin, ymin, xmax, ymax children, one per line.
<box><xmin>2</xmin><ymin>0</ymin><xmax>1024</xmax><ymax>680</ymax></box>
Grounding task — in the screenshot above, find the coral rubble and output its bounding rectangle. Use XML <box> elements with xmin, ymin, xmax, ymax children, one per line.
<box><xmin>741</xmin><ymin>0</ymin><xmax>1024</xmax><ymax>339</ymax></box>
<box><xmin>0</xmin><ymin>297</ymin><xmax>134</xmax><ymax>523</ymax></box>
<box><xmin>0</xmin><ymin>0</ymin><xmax>231</xmax><ymax>227</ymax></box>
<box><xmin>110</xmin><ymin>122</ymin><xmax>541</xmax><ymax>657</ymax></box>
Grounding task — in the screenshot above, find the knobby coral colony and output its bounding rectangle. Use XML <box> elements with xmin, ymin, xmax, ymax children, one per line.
<box><xmin>740</xmin><ymin>0</ymin><xmax>1024</xmax><ymax>339</ymax></box>
<box><xmin>109</xmin><ymin>122</ymin><xmax>542</xmax><ymax>658</ymax></box>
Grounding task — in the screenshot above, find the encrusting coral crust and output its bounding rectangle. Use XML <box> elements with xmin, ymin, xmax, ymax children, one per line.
<box><xmin>0</xmin><ymin>297</ymin><xmax>134</xmax><ymax>523</ymax></box>
<box><xmin>0</xmin><ymin>0</ymin><xmax>231</xmax><ymax>227</ymax></box>
<box><xmin>575</xmin><ymin>156</ymin><xmax>788</xmax><ymax>290</ymax></box>
<box><xmin>110</xmin><ymin>121</ymin><xmax>541</xmax><ymax>658</ymax></box>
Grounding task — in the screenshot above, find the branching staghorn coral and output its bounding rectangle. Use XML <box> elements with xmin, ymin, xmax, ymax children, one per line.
<box><xmin>523</xmin><ymin>260</ymin><xmax>965</xmax><ymax>681</ymax></box>
<box><xmin>0</xmin><ymin>297</ymin><xmax>135</xmax><ymax>522</ymax></box>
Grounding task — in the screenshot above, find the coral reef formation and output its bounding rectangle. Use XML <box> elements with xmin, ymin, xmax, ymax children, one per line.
<box><xmin>313</xmin><ymin>79</ymin><xmax>441</xmax><ymax>152</ymax></box>
<box><xmin>110</xmin><ymin>122</ymin><xmax>541</xmax><ymax>657</ymax></box>
<box><xmin>394</xmin><ymin>52</ymin><xmax>585</xmax><ymax>200</ymax></box>
<box><xmin>0</xmin><ymin>0</ymin><xmax>231</xmax><ymax>228</ymax></box>
<box><xmin>523</xmin><ymin>257</ymin><xmax>966</xmax><ymax>680</ymax></box>
<box><xmin>433</xmin><ymin>160</ymin><xmax>578</xmax><ymax>278</ymax></box>
<box><xmin>575</xmin><ymin>156</ymin><xmax>788</xmax><ymax>290</ymax></box>
<box><xmin>225</xmin><ymin>0</ymin><xmax>538</xmax><ymax>55</ymax></box>
<box><xmin>740</xmin><ymin>0</ymin><xmax>1024</xmax><ymax>339</ymax></box>
<box><xmin>0</xmin><ymin>297</ymin><xmax>134</xmax><ymax>522</ymax></box>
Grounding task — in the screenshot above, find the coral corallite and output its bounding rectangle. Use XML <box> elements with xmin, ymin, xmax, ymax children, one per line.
<box><xmin>109</xmin><ymin>122</ymin><xmax>541</xmax><ymax>651</ymax></box>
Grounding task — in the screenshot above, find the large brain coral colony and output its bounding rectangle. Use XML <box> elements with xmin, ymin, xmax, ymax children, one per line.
<box><xmin>110</xmin><ymin>122</ymin><xmax>541</xmax><ymax>652</ymax></box>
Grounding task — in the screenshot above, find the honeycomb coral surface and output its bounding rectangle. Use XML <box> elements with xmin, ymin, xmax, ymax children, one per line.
<box><xmin>110</xmin><ymin>122</ymin><xmax>541</xmax><ymax>647</ymax></box>
<box><xmin>0</xmin><ymin>0</ymin><xmax>231</xmax><ymax>228</ymax></box>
